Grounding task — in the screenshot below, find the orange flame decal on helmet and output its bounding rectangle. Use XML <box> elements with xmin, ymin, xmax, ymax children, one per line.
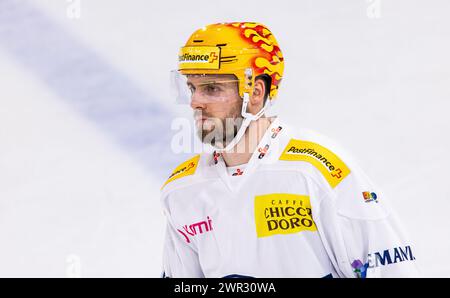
<box><xmin>228</xmin><ymin>22</ymin><xmax>284</xmax><ymax>99</ymax></box>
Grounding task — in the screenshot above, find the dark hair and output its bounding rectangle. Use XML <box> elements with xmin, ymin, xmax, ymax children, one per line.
<box><xmin>256</xmin><ymin>74</ymin><xmax>272</xmax><ymax>103</ymax></box>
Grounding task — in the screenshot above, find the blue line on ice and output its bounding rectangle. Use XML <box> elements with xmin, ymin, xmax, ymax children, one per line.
<box><xmin>0</xmin><ymin>0</ymin><xmax>188</xmax><ymax>180</ymax></box>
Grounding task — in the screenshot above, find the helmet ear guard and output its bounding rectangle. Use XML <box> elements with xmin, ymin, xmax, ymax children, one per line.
<box><xmin>243</xmin><ymin>67</ymin><xmax>254</xmax><ymax>97</ymax></box>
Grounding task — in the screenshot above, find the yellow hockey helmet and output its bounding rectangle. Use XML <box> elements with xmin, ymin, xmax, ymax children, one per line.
<box><xmin>175</xmin><ymin>22</ymin><xmax>284</xmax><ymax>101</ymax></box>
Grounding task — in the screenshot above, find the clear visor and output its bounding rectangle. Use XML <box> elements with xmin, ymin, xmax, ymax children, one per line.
<box><xmin>170</xmin><ymin>70</ymin><xmax>241</xmax><ymax>104</ymax></box>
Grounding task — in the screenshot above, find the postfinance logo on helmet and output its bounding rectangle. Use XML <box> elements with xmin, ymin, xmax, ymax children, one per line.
<box><xmin>178</xmin><ymin>46</ymin><xmax>221</xmax><ymax>70</ymax></box>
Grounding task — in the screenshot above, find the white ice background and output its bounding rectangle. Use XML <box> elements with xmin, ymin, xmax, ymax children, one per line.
<box><xmin>0</xmin><ymin>0</ymin><xmax>449</xmax><ymax>277</ymax></box>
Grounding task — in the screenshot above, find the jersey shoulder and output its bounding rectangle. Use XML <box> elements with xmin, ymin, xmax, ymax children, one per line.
<box><xmin>161</xmin><ymin>154</ymin><xmax>201</xmax><ymax>190</ymax></box>
<box><xmin>278</xmin><ymin>127</ymin><xmax>389</xmax><ymax>220</ymax></box>
<box><xmin>278</xmin><ymin>127</ymin><xmax>354</xmax><ymax>190</ymax></box>
<box><xmin>160</xmin><ymin>153</ymin><xmax>216</xmax><ymax>193</ymax></box>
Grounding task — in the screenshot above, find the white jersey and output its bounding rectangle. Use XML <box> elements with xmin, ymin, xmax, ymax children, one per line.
<box><xmin>160</xmin><ymin>118</ymin><xmax>419</xmax><ymax>278</ymax></box>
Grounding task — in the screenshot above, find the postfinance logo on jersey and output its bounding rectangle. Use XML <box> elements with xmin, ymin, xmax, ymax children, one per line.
<box><xmin>280</xmin><ymin>139</ymin><xmax>350</xmax><ymax>188</ymax></box>
<box><xmin>254</xmin><ymin>193</ymin><xmax>317</xmax><ymax>238</ymax></box>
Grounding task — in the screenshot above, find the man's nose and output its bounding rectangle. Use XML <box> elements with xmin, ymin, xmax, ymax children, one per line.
<box><xmin>190</xmin><ymin>92</ymin><xmax>207</xmax><ymax>110</ymax></box>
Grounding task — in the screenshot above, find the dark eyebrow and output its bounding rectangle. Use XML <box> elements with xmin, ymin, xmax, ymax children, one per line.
<box><xmin>187</xmin><ymin>80</ymin><xmax>228</xmax><ymax>89</ymax></box>
<box><xmin>187</xmin><ymin>81</ymin><xmax>219</xmax><ymax>87</ymax></box>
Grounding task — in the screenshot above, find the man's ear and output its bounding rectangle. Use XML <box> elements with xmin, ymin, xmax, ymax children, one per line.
<box><xmin>249</xmin><ymin>78</ymin><xmax>266</xmax><ymax>108</ymax></box>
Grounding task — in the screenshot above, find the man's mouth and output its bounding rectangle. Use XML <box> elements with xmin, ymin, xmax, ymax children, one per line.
<box><xmin>194</xmin><ymin>115</ymin><xmax>207</xmax><ymax>121</ymax></box>
<box><xmin>195</xmin><ymin>115</ymin><xmax>215</xmax><ymax>130</ymax></box>
<box><xmin>195</xmin><ymin>116</ymin><xmax>207</xmax><ymax>125</ymax></box>
<box><xmin>194</xmin><ymin>112</ymin><xmax>212</xmax><ymax>125</ymax></box>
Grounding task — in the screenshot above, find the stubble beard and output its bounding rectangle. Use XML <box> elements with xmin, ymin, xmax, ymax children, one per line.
<box><xmin>195</xmin><ymin>105</ymin><xmax>243</xmax><ymax>149</ymax></box>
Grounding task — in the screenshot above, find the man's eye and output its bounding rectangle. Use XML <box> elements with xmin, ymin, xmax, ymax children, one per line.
<box><xmin>206</xmin><ymin>85</ymin><xmax>220</xmax><ymax>92</ymax></box>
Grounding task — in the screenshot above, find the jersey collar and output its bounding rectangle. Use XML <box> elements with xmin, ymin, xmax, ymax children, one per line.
<box><xmin>211</xmin><ymin>117</ymin><xmax>284</xmax><ymax>193</ymax></box>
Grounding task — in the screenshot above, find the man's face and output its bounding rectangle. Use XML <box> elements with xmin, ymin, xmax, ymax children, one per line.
<box><xmin>186</xmin><ymin>74</ymin><xmax>243</xmax><ymax>147</ymax></box>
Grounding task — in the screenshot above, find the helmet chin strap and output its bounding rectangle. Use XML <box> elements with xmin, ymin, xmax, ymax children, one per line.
<box><xmin>214</xmin><ymin>92</ymin><xmax>268</xmax><ymax>153</ymax></box>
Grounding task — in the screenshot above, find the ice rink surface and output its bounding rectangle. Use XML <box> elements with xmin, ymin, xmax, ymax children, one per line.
<box><xmin>0</xmin><ymin>0</ymin><xmax>449</xmax><ymax>277</ymax></box>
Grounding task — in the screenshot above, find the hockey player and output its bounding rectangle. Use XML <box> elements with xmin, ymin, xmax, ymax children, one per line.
<box><xmin>161</xmin><ymin>22</ymin><xmax>419</xmax><ymax>278</ymax></box>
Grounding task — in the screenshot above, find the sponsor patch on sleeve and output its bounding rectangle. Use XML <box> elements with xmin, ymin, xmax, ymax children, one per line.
<box><xmin>279</xmin><ymin>139</ymin><xmax>350</xmax><ymax>188</ymax></box>
<box><xmin>254</xmin><ymin>193</ymin><xmax>317</xmax><ymax>238</ymax></box>
<box><xmin>161</xmin><ymin>155</ymin><xmax>200</xmax><ymax>189</ymax></box>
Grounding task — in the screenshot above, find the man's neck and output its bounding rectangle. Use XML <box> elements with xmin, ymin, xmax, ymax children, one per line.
<box><xmin>221</xmin><ymin>117</ymin><xmax>274</xmax><ymax>167</ymax></box>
